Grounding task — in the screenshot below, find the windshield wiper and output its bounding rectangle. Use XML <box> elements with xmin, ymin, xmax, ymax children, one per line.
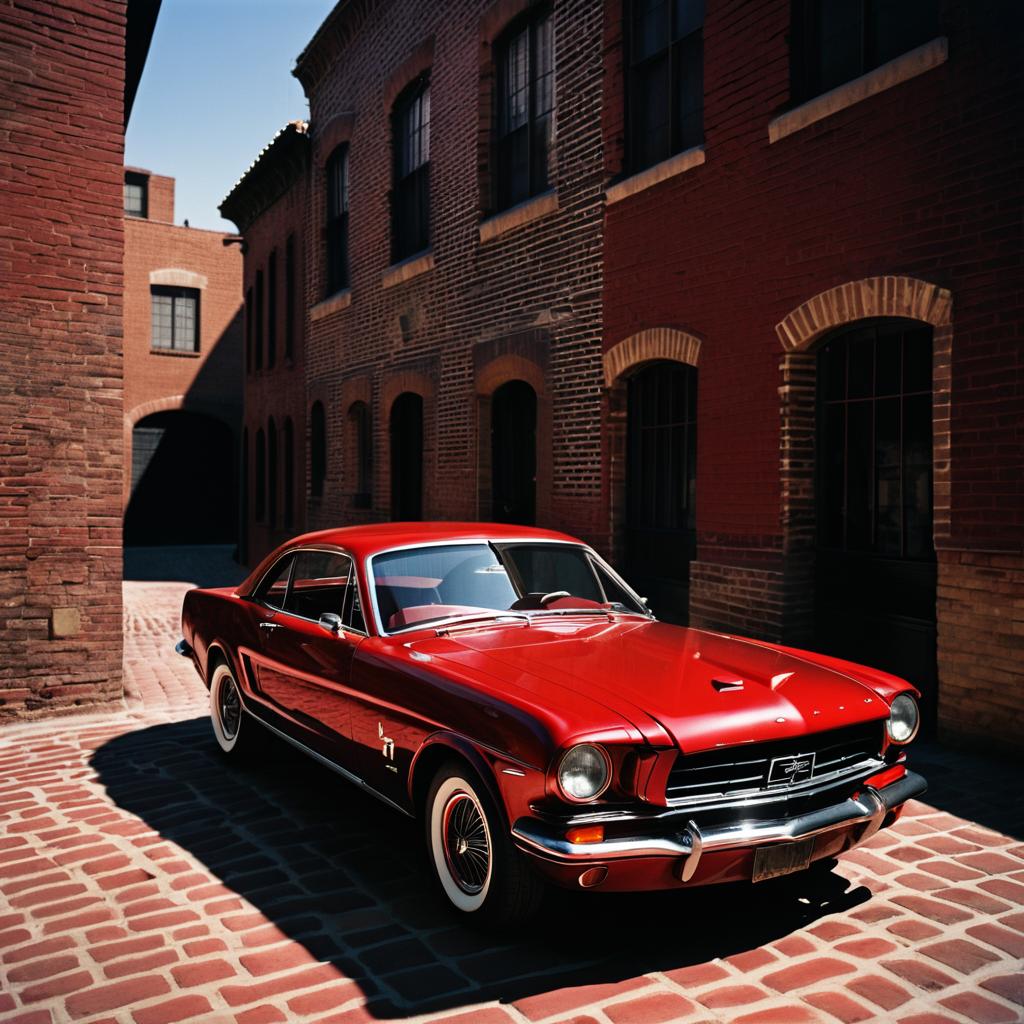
<box><xmin>433</xmin><ymin>612</ymin><xmax>532</xmax><ymax>637</ymax></box>
<box><xmin>528</xmin><ymin>607</ymin><xmax>613</xmax><ymax>619</ymax></box>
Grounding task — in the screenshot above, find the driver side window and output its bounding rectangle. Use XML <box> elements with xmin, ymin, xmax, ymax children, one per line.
<box><xmin>285</xmin><ymin>550</ymin><xmax>355</xmax><ymax>623</ymax></box>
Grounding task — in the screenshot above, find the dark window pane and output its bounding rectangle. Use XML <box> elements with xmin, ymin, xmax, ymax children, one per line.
<box><xmin>124</xmin><ymin>172</ymin><xmax>148</xmax><ymax>217</ymax></box>
<box><xmin>632</xmin><ymin>54</ymin><xmax>672</xmax><ymax>168</ymax></box>
<box><xmin>674</xmin><ymin>0</ymin><xmax>704</xmax><ymax>39</ymax></box>
<box><xmin>151</xmin><ymin>287</ymin><xmax>198</xmax><ymax>352</ymax></box>
<box><xmin>871</xmin><ymin>0</ymin><xmax>938</xmax><ymax>66</ymax></box>
<box><xmin>874</xmin><ymin>396</ymin><xmax>901</xmax><ymax>554</ymax></box>
<box><xmin>254</xmin><ymin>270</ymin><xmax>264</xmax><ymax>370</ymax></box>
<box><xmin>875</xmin><ymin>330</ymin><xmax>901</xmax><ymax>396</ymax></box>
<box><xmin>674</xmin><ymin>33</ymin><xmax>703</xmax><ymax>150</ymax></box>
<box><xmin>822</xmin><ymin>339</ymin><xmax>846</xmax><ymax>400</ymax></box>
<box><xmin>820</xmin><ymin>402</ymin><xmax>845</xmax><ymax>548</ymax></box>
<box><xmin>845</xmin><ymin>400</ymin><xmax>873</xmax><ymax>550</ymax></box>
<box><xmin>903</xmin><ymin>326</ymin><xmax>932</xmax><ymax>393</ymax></box>
<box><xmin>267</xmin><ymin>250</ymin><xmax>277</xmax><ymax>368</ymax></box>
<box><xmin>817</xmin><ymin>0</ymin><xmax>864</xmax><ymax>92</ymax></box>
<box><xmin>902</xmin><ymin>392</ymin><xmax>933</xmax><ymax>558</ymax></box>
<box><xmin>632</xmin><ymin>0</ymin><xmax>670</xmax><ymax>61</ymax></box>
<box><xmin>255</xmin><ymin>429</ymin><xmax>266</xmax><ymax>521</ymax></box>
<box><xmin>392</xmin><ymin>80</ymin><xmax>430</xmax><ymax>260</ymax></box>
<box><xmin>326</xmin><ymin>146</ymin><xmax>349</xmax><ymax>294</ymax></box>
<box><xmin>268</xmin><ymin>419</ymin><xmax>278</xmax><ymax>529</ymax></box>
<box><xmin>283</xmin><ymin>419</ymin><xmax>294</xmax><ymax>529</ymax></box>
<box><xmin>847</xmin><ymin>333</ymin><xmax>874</xmax><ymax>399</ymax></box>
<box><xmin>285</xmin><ymin>235</ymin><xmax>295</xmax><ymax>360</ymax></box>
<box><xmin>311</xmin><ymin>401</ymin><xmax>326</xmax><ymax>498</ymax></box>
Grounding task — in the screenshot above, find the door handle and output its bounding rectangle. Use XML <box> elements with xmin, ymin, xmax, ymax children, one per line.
<box><xmin>259</xmin><ymin>621</ymin><xmax>282</xmax><ymax>631</ymax></box>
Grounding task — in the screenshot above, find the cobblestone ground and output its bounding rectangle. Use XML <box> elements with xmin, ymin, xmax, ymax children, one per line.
<box><xmin>1</xmin><ymin>550</ymin><xmax>1022</xmax><ymax>1024</ymax></box>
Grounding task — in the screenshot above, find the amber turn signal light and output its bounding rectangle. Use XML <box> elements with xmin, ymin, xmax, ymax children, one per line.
<box><xmin>566</xmin><ymin>825</ymin><xmax>605</xmax><ymax>845</ymax></box>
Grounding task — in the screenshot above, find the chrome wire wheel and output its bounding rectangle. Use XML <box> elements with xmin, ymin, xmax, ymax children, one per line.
<box><xmin>210</xmin><ymin>662</ymin><xmax>244</xmax><ymax>754</ymax></box>
<box><xmin>218</xmin><ymin>673</ymin><xmax>241</xmax><ymax>740</ymax></box>
<box><xmin>441</xmin><ymin>791</ymin><xmax>491</xmax><ymax>895</ymax></box>
<box><xmin>429</xmin><ymin>773</ymin><xmax>494</xmax><ymax>913</ymax></box>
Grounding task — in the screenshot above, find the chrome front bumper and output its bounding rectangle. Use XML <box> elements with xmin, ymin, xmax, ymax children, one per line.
<box><xmin>512</xmin><ymin>770</ymin><xmax>927</xmax><ymax>882</ymax></box>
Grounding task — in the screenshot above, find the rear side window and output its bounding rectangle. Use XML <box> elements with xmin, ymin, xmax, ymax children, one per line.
<box><xmin>254</xmin><ymin>554</ymin><xmax>294</xmax><ymax>609</ymax></box>
<box><xmin>284</xmin><ymin>549</ymin><xmax>365</xmax><ymax>632</ymax></box>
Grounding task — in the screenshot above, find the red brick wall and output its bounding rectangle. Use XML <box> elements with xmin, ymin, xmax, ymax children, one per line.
<box><xmin>123</xmin><ymin>213</ymin><xmax>244</xmax><ymax>506</ymax></box>
<box><xmin>0</xmin><ymin>0</ymin><xmax>128</xmax><ymax>718</ymax></box>
<box><xmin>293</xmin><ymin>0</ymin><xmax>606</xmax><ymax>553</ymax></box>
<box><xmin>601</xmin><ymin>0</ymin><xmax>1023</xmax><ymax>747</ymax></box>
<box><xmin>243</xmin><ymin>179</ymin><xmax>308</xmax><ymax>562</ymax></box>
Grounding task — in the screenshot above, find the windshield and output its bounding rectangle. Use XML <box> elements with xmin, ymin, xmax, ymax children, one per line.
<box><xmin>370</xmin><ymin>542</ymin><xmax>647</xmax><ymax>633</ymax></box>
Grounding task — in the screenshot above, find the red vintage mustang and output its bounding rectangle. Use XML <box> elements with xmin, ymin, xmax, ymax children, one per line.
<box><xmin>178</xmin><ymin>523</ymin><xmax>925</xmax><ymax>922</ymax></box>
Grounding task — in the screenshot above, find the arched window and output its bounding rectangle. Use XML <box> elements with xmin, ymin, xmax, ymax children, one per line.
<box><xmin>326</xmin><ymin>146</ymin><xmax>350</xmax><ymax>295</ymax></box>
<box><xmin>349</xmin><ymin>401</ymin><xmax>372</xmax><ymax>509</ymax></box>
<box><xmin>283</xmin><ymin>417</ymin><xmax>295</xmax><ymax>528</ymax></box>
<box><xmin>255</xmin><ymin>428</ymin><xmax>266</xmax><ymax>521</ymax></box>
<box><xmin>268</xmin><ymin>417</ymin><xmax>278</xmax><ymax>528</ymax></box>
<box><xmin>391</xmin><ymin>75</ymin><xmax>431</xmax><ymax>262</ymax></box>
<box><xmin>267</xmin><ymin>249</ymin><xmax>277</xmax><ymax>370</ymax></box>
<box><xmin>494</xmin><ymin>7</ymin><xmax>553</xmax><ymax>210</ymax></box>
<box><xmin>311</xmin><ymin>401</ymin><xmax>326</xmax><ymax>498</ymax></box>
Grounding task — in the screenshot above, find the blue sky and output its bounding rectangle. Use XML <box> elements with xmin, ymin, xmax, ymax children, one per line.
<box><xmin>126</xmin><ymin>0</ymin><xmax>336</xmax><ymax>231</ymax></box>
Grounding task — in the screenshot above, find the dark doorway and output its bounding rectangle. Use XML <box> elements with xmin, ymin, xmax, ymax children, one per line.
<box><xmin>815</xmin><ymin>320</ymin><xmax>937</xmax><ymax>728</ymax></box>
<box><xmin>625</xmin><ymin>362</ymin><xmax>697</xmax><ymax>624</ymax></box>
<box><xmin>491</xmin><ymin>380</ymin><xmax>537</xmax><ymax>525</ymax></box>
<box><xmin>390</xmin><ymin>392</ymin><xmax>423</xmax><ymax>521</ymax></box>
<box><xmin>125</xmin><ymin>410</ymin><xmax>236</xmax><ymax>546</ymax></box>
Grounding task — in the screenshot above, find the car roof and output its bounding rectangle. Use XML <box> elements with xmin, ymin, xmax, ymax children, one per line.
<box><xmin>240</xmin><ymin>522</ymin><xmax>586</xmax><ymax>593</ymax></box>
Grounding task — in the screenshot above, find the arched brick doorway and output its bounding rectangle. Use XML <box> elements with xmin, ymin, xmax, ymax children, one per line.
<box><xmin>603</xmin><ymin>328</ymin><xmax>702</xmax><ymax>624</ymax></box>
<box><xmin>491</xmin><ymin>380</ymin><xmax>537</xmax><ymax>525</ymax></box>
<box><xmin>390</xmin><ymin>392</ymin><xmax>423</xmax><ymax>521</ymax></box>
<box><xmin>814</xmin><ymin>319</ymin><xmax>937</xmax><ymax>723</ymax></box>
<box><xmin>125</xmin><ymin>410</ymin><xmax>236</xmax><ymax>546</ymax></box>
<box><xmin>776</xmin><ymin>276</ymin><xmax>952</xmax><ymax>731</ymax></box>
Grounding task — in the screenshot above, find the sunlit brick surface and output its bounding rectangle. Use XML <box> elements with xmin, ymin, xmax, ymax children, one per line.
<box><xmin>1</xmin><ymin>567</ymin><xmax>1021</xmax><ymax>1023</ymax></box>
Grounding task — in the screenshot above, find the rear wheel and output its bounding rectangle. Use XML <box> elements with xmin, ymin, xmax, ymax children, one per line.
<box><xmin>209</xmin><ymin>661</ymin><xmax>263</xmax><ymax>757</ymax></box>
<box><xmin>425</xmin><ymin>762</ymin><xmax>544</xmax><ymax>925</ymax></box>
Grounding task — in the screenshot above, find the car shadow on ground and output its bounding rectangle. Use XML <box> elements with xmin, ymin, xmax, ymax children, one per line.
<box><xmin>93</xmin><ymin>718</ymin><xmax>878</xmax><ymax>1019</ymax></box>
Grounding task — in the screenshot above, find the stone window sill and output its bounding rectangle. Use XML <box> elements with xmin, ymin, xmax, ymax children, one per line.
<box><xmin>381</xmin><ymin>249</ymin><xmax>435</xmax><ymax>289</ymax></box>
<box><xmin>310</xmin><ymin>288</ymin><xmax>352</xmax><ymax>321</ymax></box>
<box><xmin>150</xmin><ymin>347</ymin><xmax>200</xmax><ymax>358</ymax></box>
<box><xmin>769</xmin><ymin>37</ymin><xmax>948</xmax><ymax>144</ymax></box>
<box><xmin>479</xmin><ymin>190</ymin><xmax>558</xmax><ymax>243</ymax></box>
<box><xmin>605</xmin><ymin>146</ymin><xmax>706</xmax><ymax>205</ymax></box>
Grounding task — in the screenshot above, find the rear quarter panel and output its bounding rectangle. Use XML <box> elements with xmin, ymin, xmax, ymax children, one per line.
<box><xmin>181</xmin><ymin>587</ymin><xmax>255</xmax><ymax>690</ymax></box>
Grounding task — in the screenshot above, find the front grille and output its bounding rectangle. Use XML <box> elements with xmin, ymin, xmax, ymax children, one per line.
<box><xmin>665</xmin><ymin>721</ymin><xmax>884</xmax><ymax>807</ymax></box>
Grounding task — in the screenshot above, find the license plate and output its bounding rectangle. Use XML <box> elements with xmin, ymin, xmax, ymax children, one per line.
<box><xmin>752</xmin><ymin>838</ymin><xmax>815</xmax><ymax>882</ymax></box>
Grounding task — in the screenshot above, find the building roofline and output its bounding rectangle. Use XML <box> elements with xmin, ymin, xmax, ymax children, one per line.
<box><xmin>293</xmin><ymin>0</ymin><xmax>374</xmax><ymax>94</ymax></box>
<box><xmin>219</xmin><ymin>121</ymin><xmax>310</xmax><ymax>234</ymax></box>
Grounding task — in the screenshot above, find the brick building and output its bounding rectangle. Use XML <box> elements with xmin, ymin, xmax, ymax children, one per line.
<box><xmin>228</xmin><ymin>0</ymin><xmax>1020</xmax><ymax>749</ymax></box>
<box><xmin>123</xmin><ymin>169</ymin><xmax>243</xmax><ymax>547</ymax></box>
<box><xmin>0</xmin><ymin>0</ymin><xmax>160</xmax><ymax>720</ymax></box>
<box><xmin>600</xmin><ymin>0</ymin><xmax>1022</xmax><ymax>749</ymax></box>
<box><xmin>220</xmin><ymin>123</ymin><xmax>311</xmax><ymax>565</ymax></box>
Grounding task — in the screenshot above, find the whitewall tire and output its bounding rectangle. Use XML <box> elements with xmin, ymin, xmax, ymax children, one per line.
<box><xmin>425</xmin><ymin>762</ymin><xmax>544</xmax><ymax>924</ymax></box>
<box><xmin>210</xmin><ymin>662</ymin><xmax>247</xmax><ymax>755</ymax></box>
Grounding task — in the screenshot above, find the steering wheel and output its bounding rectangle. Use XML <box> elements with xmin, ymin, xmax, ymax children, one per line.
<box><xmin>539</xmin><ymin>590</ymin><xmax>571</xmax><ymax>606</ymax></box>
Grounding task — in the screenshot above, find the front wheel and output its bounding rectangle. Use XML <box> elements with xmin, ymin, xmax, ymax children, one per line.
<box><xmin>209</xmin><ymin>661</ymin><xmax>263</xmax><ymax>757</ymax></box>
<box><xmin>425</xmin><ymin>763</ymin><xmax>544</xmax><ymax>925</ymax></box>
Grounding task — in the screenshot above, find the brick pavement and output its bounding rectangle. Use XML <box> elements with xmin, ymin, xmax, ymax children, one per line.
<box><xmin>1</xmin><ymin>556</ymin><xmax>1022</xmax><ymax>1024</ymax></box>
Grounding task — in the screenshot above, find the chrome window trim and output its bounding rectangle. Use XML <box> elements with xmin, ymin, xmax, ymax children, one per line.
<box><xmin>364</xmin><ymin>538</ymin><xmax>653</xmax><ymax>638</ymax></box>
<box><xmin>252</xmin><ymin>544</ymin><xmax>370</xmax><ymax>638</ymax></box>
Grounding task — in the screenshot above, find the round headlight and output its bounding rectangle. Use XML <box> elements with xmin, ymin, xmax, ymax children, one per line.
<box><xmin>887</xmin><ymin>694</ymin><xmax>920</xmax><ymax>744</ymax></box>
<box><xmin>557</xmin><ymin>744</ymin><xmax>611</xmax><ymax>803</ymax></box>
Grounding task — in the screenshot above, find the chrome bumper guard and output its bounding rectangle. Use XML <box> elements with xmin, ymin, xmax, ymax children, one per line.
<box><xmin>512</xmin><ymin>770</ymin><xmax>927</xmax><ymax>882</ymax></box>
<box><xmin>174</xmin><ymin>639</ymin><xmax>193</xmax><ymax>658</ymax></box>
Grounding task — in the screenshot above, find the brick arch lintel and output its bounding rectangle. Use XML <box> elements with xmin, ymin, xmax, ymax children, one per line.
<box><xmin>475</xmin><ymin>353</ymin><xmax>546</xmax><ymax>397</ymax></box>
<box><xmin>381</xmin><ymin>370</ymin><xmax>435</xmax><ymax>416</ymax></box>
<box><xmin>775</xmin><ymin>276</ymin><xmax>952</xmax><ymax>352</ymax></box>
<box><xmin>603</xmin><ymin>327</ymin><xmax>702</xmax><ymax>388</ymax></box>
<box><xmin>149</xmin><ymin>268</ymin><xmax>207</xmax><ymax>289</ymax></box>
<box><xmin>314</xmin><ymin>113</ymin><xmax>356</xmax><ymax>161</ymax></box>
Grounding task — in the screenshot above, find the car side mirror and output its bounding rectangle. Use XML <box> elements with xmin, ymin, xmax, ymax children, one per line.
<box><xmin>318</xmin><ymin>612</ymin><xmax>343</xmax><ymax>635</ymax></box>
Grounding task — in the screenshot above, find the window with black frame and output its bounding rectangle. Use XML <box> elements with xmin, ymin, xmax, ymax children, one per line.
<box><xmin>254</xmin><ymin>269</ymin><xmax>264</xmax><ymax>371</ymax></box>
<box><xmin>285</xmin><ymin>234</ymin><xmax>296</xmax><ymax>360</ymax></box>
<box><xmin>151</xmin><ymin>286</ymin><xmax>199</xmax><ymax>352</ymax></box>
<box><xmin>791</xmin><ymin>0</ymin><xmax>939</xmax><ymax>100</ymax></box>
<box><xmin>124</xmin><ymin>172</ymin><xmax>148</xmax><ymax>218</ymax></box>
<box><xmin>350</xmin><ymin>401</ymin><xmax>372</xmax><ymax>509</ymax></box>
<box><xmin>310</xmin><ymin>401</ymin><xmax>326</xmax><ymax>499</ymax></box>
<box><xmin>626</xmin><ymin>0</ymin><xmax>704</xmax><ymax>174</ymax></box>
<box><xmin>494</xmin><ymin>7</ymin><xmax>554</xmax><ymax>211</ymax></box>
<box><xmin>391</xmin><ymin>76</ymin><xmax>430</xmax><ymax>262</ymax></box>
<box><xmin>244</xmin><ymin>286</ymin><xmax>253</xmax><ymax>373</ymax></box>
<box><xmin>325</xmin><ymin>146</ymin><xmax>349</xmax><ymax>294</ymax></box>
<box><xmin>267</xmin><ymin>249</ymin><xmax>277</xmax><ymax>369</ymax></box>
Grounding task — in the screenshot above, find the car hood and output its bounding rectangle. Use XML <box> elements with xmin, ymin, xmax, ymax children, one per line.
<box><xmin>418</xmin><ymin>617</ymin><xmax>891</xmax><ymax>753</ymax></box>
